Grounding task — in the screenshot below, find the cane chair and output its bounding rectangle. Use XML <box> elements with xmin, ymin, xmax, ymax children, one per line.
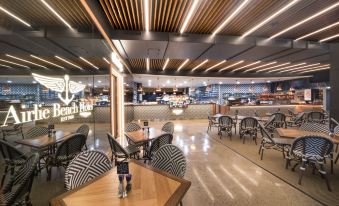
<box><xmin>218</xmin><ymin>116</ymin><xmax>233</xmax><ymax>140</ymax></box>
<box><xmin>144</xmin><ymin>133</ymin><xmax>173</xmax><ymax>163</ymax></box>
<box><xmin>0</xmin><ymin>153</ymin><xmax>38</xmax><ymax>206</ymax></box>
<box><xmin>161</xmin><ymin>122</ymin><xmax>174</xmax><ymax>134</ymax></box>
<box><xmin>107</xmin><ymin>133</ymin><xmax>140</xmax><ymax>165</ymax></box>
<box><xmin>286</xmin><ymin>112</ymin><xmax>305</xmax><ymax>127</ymax></box>
<box><xmin>307</xmin><ymin>111</ymin><xmax>325</xmax><ymax>123</ymax></box>
<box><xmin>65</xmin><ymin>150</ymin><xmax>112</xmax><ymax>190</ymax></box>
<box><xmin>0</xmin><ymin>140</ymin><xmax>27</xmax><ymax>187</ymax></box>
<box><xmin>239</xmin><ymin>117</ymin><xmax>258</xmax><ymax>144</ymax></box>
<box><xmin>207</xmin><ymin>114</ymin><xmax>219</xmax><ymax>132</ymax></box>
<box><xmin>271</xmin><ymin>112</ymin><xmax>287</xmax><ymax>128</ymax></box>
<box><xmin>2</xmin><ymin>123</ymin><xmax>24</xmax><ymax>141</ymax></box>
<box><xmin>46</xmin><ymin>133</ymin><xmax>86</xmax><ymax>181</ymax></box>
<box><xmin>125</xmin><ymin>123</ymin><xmax>144</xmax><ymax>148</ymax></box>
<box><xmin>258</xmin><ymin>123</ymin><xmax>292</xmax><ymax>160</ymax></box>
<box><xmin>285</xmin><ymin>136</ymin><xmax>333</xmax><ymax>191</ymax></box>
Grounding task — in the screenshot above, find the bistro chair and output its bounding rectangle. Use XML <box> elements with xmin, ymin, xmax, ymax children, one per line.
<box><xmin>161</xmin><ymin>122</ymin><xmax>174</xmax><ymax>134</ymax></box>
<box><xmin>144</xmin><ymin>133</ymin><xmax>173</xmax><ymax>163</ymax></box>
<box><xmin>0</xmin><ymin>140</ymin><xmax>27</xmax><ymax>187</ymax></box>
<box><xmin>271</xmin><ymin>112</ymin><xmax>287</xmax><ymax>128</ymax></box>
<box><xmin>65</xmin><ymin>150</ymin><xmax>112</xmax><ymax>190</ymax></box>
<box><xmin>285</xmin><ymin>135</ymin><xmax>333</xmax><ymax>191</ymax></box>
<box><xmin>0</xmin><ymin>153</ymin><xmax>38</xmax><ymax>206</ymax></box>
<box><xmin>151</xmin><ymin>144</ymin><xmax>186</xmax><ymax>206</ymax></box>
<box><xmin>258</xmin><ymin>122</ymin><xmax>292</xmax><ymax>160</ymax></box>
<box><xmin>263</xmin><ymin>115</ymin><xmax>276</xmax><ymax>133</ymax></box>
<box><xmin>207</xmin><ymin>114</ymin><xmax>219</xmax><ymax>132</ymax></box>
<box><xmin>46</xmin><ymin>133</ymin><xmax>86</xmax><ymax>181</ymax></box>
<box><xmin>2</xmin><ymin>123</ymin><xmax>24</xmax><ymax>141</ymax></box>
<box><xmin>125</xmin><ymin>123</ymin><xmax>144</xmax><ymax>148</ymax></box>
<box><xmin>107</xmin><ymin>133</ymin><xmax>140</xmax><ymax>165</ymax></box>
<box><xmin>286</xmin><ymin>112</ymin><xmax>305</xmax><ymax>128</ymax></box>
<box><xmin>218</xmin><ymin>116</ymin><xmax>233</xmax><ymax>140</ymax></box>
<box><xmin>76</xmin><ymin>124</ymin><xmax>90</xmax><ymax>150</ymax></box>
<box><xmin>299</xmin><ymin>122</ymin><xmax>330</xmax><ymax>133</ymax></box>
<box><xmin>307</xmin><ymin>111</ymin><xmax>325</xmax><ymax>123</ymax></box>
<box><xmin>239</xmin><ymin>117</ymin><xmax>258</xmax><ymax>144</ymax></box>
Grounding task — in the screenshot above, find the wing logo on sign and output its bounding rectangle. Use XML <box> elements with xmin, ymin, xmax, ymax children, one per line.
<box><xmin>32</xmin><ymin>73</ymin><xmax>86</xmax><ymax>105</ymax></box>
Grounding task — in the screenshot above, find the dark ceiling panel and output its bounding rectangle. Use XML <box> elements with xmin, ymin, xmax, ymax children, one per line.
<box><xmin>165</xmin><ymin>41</ymin><xmax>211</xmax><ymax>59</ymax></box>
<box><xmin>120</xmin><ymin>40</ymin><xmax>168</xmax><ymax>59</ymax></box>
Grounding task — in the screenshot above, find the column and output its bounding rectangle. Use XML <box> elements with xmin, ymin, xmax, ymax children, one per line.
<box><xmin>330</xmin><ymin>43</ymin><xmax>339</xmax><ymax>120</ymax></box>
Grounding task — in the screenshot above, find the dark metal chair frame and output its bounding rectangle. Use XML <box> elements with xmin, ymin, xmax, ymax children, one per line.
<box><xmin>239</xmin><ymin>117</ymin><xmax>258</xmax><ymax>144</ymax></box>
<box><xmin>2</xmin><ymin>123</ymin><xmax>24</xmax><ymax>141</ymax></box>
<box><xmin>161</xmin><ymin>122</ymin><xmax>174</xmax><ymax>134</ymax></box>
<box><xmin>207</xmin><ymin>114</ymin><xmax>219</xmax><ymax>132</ymax></box>
<box><xmin>76</xmin><ymin>124</ymin><xmax>90</xmax><ymax>150</ymax></box>
<box><xmin>218</xmin><ymin>116</ymin><xmax>233</xmax><ymax>140</ymax></box>
<box><xmin>271</xmin><ymin>112</ymin><xmax>287</xmax><ymax>129</ymax></box>
<box><xmin>107</xmin><ymin>133</ymin><xmax>140</xmax><ymax>165</ymax></box>
<box><xmin>285</xmin><ymin>135</ymin><xmax>333</xmax><ymax>191</ymax></box>
<box><xmin>307</xmin><ymin>111</ymin><xmax>325</xmax><ymax>123</ymax></box>
<box><xmin>286</xmin><ymin>112</ymin><xmax>305</xmax><ymax>127</ymax></box>
<box><xmin>144</xmin><ymin>133</ymin><xmax>173</xmax><ymax>163</ymax></box>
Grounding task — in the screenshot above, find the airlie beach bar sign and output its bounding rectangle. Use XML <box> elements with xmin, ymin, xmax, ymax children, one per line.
<box><xmin>1</xmin><ymin>73</ymin><xmax>94</xmax><ymax>127</ymax></box>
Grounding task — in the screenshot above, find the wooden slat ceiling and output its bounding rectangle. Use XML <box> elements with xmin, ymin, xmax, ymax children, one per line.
<box><xmin>129</xmin><ymin>58</ymin><xmax>329</xmax><ymax>75</ymax></box>
<box><xmin>99</xmin><ymin>0</ymin><xmax>339</xmax><ymax>41</ymax></box>
<box><xmin>0</xmin><ymin>0</ymin><xmax>93</xmax><ymax>30</ymax></box>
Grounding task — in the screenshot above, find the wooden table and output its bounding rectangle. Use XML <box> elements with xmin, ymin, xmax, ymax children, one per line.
<box><xmin>50</xmin><ymin>160</ymin><xmax>191</xmax><ymax>206</ymax></box>
<box><xmin>15</xmin><ymin>130</ymin><xmax>72</xmax><ymax>149</ymax></box>
<box><xmin>125</xmin><ymin>128</ymin><xmax>162</xmax><ymax>144</ymax></box>
<box><xmin>277</xmin><ymin>128</ymin><xmax>339</xmax><ymax>144</ymax></box>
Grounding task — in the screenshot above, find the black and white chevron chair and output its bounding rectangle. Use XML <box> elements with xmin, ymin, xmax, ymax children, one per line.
<box><xmin>271</xmin><ymin>112</ymin><xmax>287</xmax><ymax>128</ymax></box>
<box><xmin>299</xmin><ymin>122</ymin><xmax>329</xmax><ymax>133</ymax></box>
<box><xmin>64</xmin><ymin>150</ymin><xmax>112</xmax><ymax>190</ymax></box>
<box><xmin>161</xmin><ymin>122</ymin><xmax>174</xmax><ymax>134</ymax></box>
<box><xmin>1</xmin><ymin>153</ymin><xmax>38</xmax><ymax>206</ymax></box>
<box><xmin>144</xmin><ymin>133</ymin><xmax>173</xmax><ymax>163</ymax></box>
<box><xmin>107</xmin><ymin>133</ymin><xmax>140</xmax><ymax>165</ymax></box>
<box><xmin>151</xmin><ymin>144</ymin><xmax>186</xmax><ymax>178</ymax></box>
<box><xmin>46</xmin><ymin>133</ymin><xmax>86</xmax><ymax>181</ymax></box>
<box><xmin>76</xmin><ymin>124</ymin><xmax>90</xmax><ymax>150</ymax></box>
<box><xmin>307</xmin><ymin>111</ymin><xmax>325</xmax><ymax>123</ymax></box>
<box><xmin>258</xmin><ymin>122</ymin><xmax>292</xmax><ymax>160</ymax></box>
<box><xmin>239</xmin><ymin>117</ymin><xmax>258</xmax><ymax>144</ymax></box>
<box><xmin>285</xmin><ymin>135</ymin><xmax>333</xmax><ymax>191</ymax></box>
<box><xmin>218</xmin><ymin>116</ymin><xmax>233</xmax><ymax>140</ymax></box>
<box><xmin>0</xmin><ymin>140</ymin><xmax>27</xmax><ymax>187</ymax></box>
<box><xmin>286</xmin><ymin>112</ymin><xmax>305</xmax><ymax>127</ymax></box>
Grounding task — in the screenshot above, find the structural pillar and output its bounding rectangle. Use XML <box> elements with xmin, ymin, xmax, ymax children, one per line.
<box><xmin>329</xmin><ymin>43</ymin><xmax>339</xmax><ymax>120</ymax></box>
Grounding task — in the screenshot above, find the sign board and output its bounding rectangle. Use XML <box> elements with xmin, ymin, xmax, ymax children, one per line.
<box><xmin>304</xmin><ymin>89</ymin><xmax>312</xmax><ymax>101</ymax></box>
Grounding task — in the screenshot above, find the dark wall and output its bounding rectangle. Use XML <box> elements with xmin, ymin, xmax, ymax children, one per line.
<box><xmin>330</xmin><ymin>43</ymin><xmax>339</xmax><ymax>120</ymax></box>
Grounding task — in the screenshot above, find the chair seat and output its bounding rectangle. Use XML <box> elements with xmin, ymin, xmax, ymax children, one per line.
<box><xmin>124</xmin><ymin>145</ymin><xmax>140</xmax><ymax>156</ymax></box>
<box><xmin>273</xmin><ymin>138</ymin><xmax>293</xmax><ymax>146</ymax></box>
<box><xmin>0</xmin><ymin>192</ymin><xmax>14</xmax><ymax>204</ymax></box>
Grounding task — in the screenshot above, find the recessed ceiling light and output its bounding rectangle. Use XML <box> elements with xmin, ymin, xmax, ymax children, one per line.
<box><xmin>6</xmin><ymin>54</ymin><xmax>47</xmax><ymax>68</ymax></box>
<box><xmin>78</xmin><ymin>81</ymin><xmax>82</xmax><ymax>84</ymax></box>
<box><xmin>166</xmin><ymin>80</ymin><xmax>170</xmax><ymax>84</ymax></box>
<box><xmin>55</xmin><ymin>56</ymin><xmax>82</xmax><ymax>70</ymax></box>
<box><xmin>162</xmin><ymin>58</ymin><xmax>169</xmax><ymax>70</ymax></box>
<box><xmin>219</xmin><ymin>81</ymin><xmax>223</xmax><ymax>84</ymax></box>
<box><xmin>144</xmin><ymin>0</ymin><xmax>149</xmax><ymax>31</ymax></box>
<box><xmin>184</xmin><ymin>81</ymin><xmax>187</xmax><ymax>84</ymax></box>
<box><xmin>267</xmin><ymin>80</ymin><xmax>271</xmax><ymax>83</ymax></box>
<box><xmin>299</xmin><ymin>67</ymin><xmax>330</xmax><ymax>73</ymax></box>
<box><xmin>206</xmin><ymin>60</ymin><xmax>226</xmax><ymax>71</ymax></box>
<box><xmin>232</xmin><ymin>61</ymin><xmax>261</xmax><ymax>72</ymax></box>
<box><xmin>256</xmin><ymin>62</ymin><xmax>291</xmax><ymax>73</ymax></box>
<box><xmin>244</xmin><ymin>62</ymin><xmax>277</xmax><ymax>72</ymax></box>
<box><xmin>296</xmin><ymin>21</ymin><xmax>339</xmax><ymax>41</ymax></box>
<box><xmin>80</xmin><ymin>57</ymin><xmax>99</xmax><ymax>70</ymax></box>
<box><xmin>242</xmin><ymin>0</ymin><xmax>299</xmax><ymax>37</ymax></box>
<box><xmin>192</xmin><ymin>59</ymin><xmax>208</xmax><ymax>71</ymax></box>
<box><xmin>177</xmin><ymin>59</ymin><xmax>189</xmax><ymax>71</ymax></box>
<box><xmin>319</xmin><ymin>33</ymin><xmax>339</xmax><ymax>42</ymax></box>
<box><xmin>88</xmin><ymin>83</ymin><xmax>92</xmax><ymax>86</ymax></box>
<box><xmin>251</xmin><ymin>80</ymin><xmax>255</xmax><ymax>84</ymax></box>
<box><xmin>270</xmin><ymin>2</ymin><xmax>339</xmax><ymax>39</ymax></box>
<box><xmin>98</xmin><ymin>80</ymin><xmax>102</xmax><ymax>83</ymax></box>
<box><xmin>0</xmin><ymin>6</ymin><xmax>31</xmax><ymax>27</ymax></box>
<box><xmin>94</xmin><ymin>85</ymin><xmax>98</xmax><ymax>88</ymax></box>
<box><xmin>40</xmin><ymin>0</ymin><xmax>73</xmax><ymax>29</ymax></box>
<box><xmin>146</xmin><ymin>58</ymin><xmax>150</xmax><ymax>71</ymax></box>
<box><xmin>103</xmin><ymin>57</ymin><xmax>110</xmax><ymax>64</ymax></box>
<box><xmin>267</xmin><ymin>62</ymin><xmax>306</xmax><ymax>73</ymax></box>
<box><xmin>180</xmin><ymin>0</ymin><xmax>199</xmax><ymax>33</ymax></box>
<box><xmin>0</xmin><ymin>63</ymin><xmax>12</xmax><ymax>68</ymax></box>
<box><xmin>219</xmin><ymin>61</ymin><xmax>244</xmax><ymax>72</ymax></box>
<box><xmin>212</xmin><ymin>0</ymin><xmax>249</xmax><ymax>35</ymax></box>
<box><xmin>0</xmin><ymin>58</ymin><xmax>30</xmax><ymax>68</ymax></box>
<box><xmin>32</xmin><ymin>80</ymin><xmax>37</xmax><ymax>84</ymax></box>
<box><xmin>278</xmin><ymin>63</ymin><xmax>320</xmax><ymax>73</ymax></box>
<box><xmin>236</xmin><ymin>80</ymin><xmax>240</xmax><ymax>84</ymax></box>
<box><xmin>30</xmin><ymin>55</ymin><xmax>65</xmax><ymax>69</ymax></box>
<box><xmin>7</xmin><ymin>80</ymin><xmax>12</xmax><ymax>83</ymax></box>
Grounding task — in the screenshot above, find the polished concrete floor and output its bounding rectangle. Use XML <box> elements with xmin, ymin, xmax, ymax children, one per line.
<box><xmin>1</xmin><ymin>120</ymin><xmax>336</xmax><ymax>205</ymax></box>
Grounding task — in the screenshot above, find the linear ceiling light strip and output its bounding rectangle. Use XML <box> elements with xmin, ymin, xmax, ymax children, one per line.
<box><xmin>212</xmin><ymin>0</ymin><xmax>249</xmax><ymax>35</ymax></box>
<box><xmin>267</xmin><ymin>62</ymin><xmax>306</xmax><ymax>73</ymax></box>
<box><xmin>144</xmin><ymin>0</ymin><xmax>149</xmax><ymax>31</ymax></box>
<box><xmin>146</xmin><ymin>58</ymin><xmax>150</xmax><ymax>71</ymax></box>
<box><xmin>231</xmin><ymin>61</ymin><xmax>261</xmax><ymax>72</ymax></box>
<box><xmin>0</xmin><ymin>6</ymin><xmax>31</xmax><ymax>27</ymax></box>
<box><xmin>30</xmin><ymin>55</ymin><xmax>65</xmax><ymax>69</ymax></box>
<box><xmin>219</xmin><ymin>61</ymin><xmax>244</xmax><ymax>72</ymax></box>
<box><xmin>180</xmin><ymin>0</ymin><xmax>199</xmax><ymax>33</ymax></box>
<box><xmin>80</xmin><ymin>57</ymin><xmax>99</xmax><ymax>70</ymax></box>
<box><xmin>270</xmin><ymin>2</ymin><xmax>339</xmax><ymax>39</ymax></box>
<box><xmin>177</xmin><ymin>59</ymin><xmax>189</xmax><ymax>71</ymax></box>
<box><xmin>162</xmin><ymin>58</ymin><xmax>170</xmax><ymax>71</ymax></box>
<box><xmin>5</xmin><ymin>54</ymin><xmax>47</xmax><ymax>68</ymax></box>
<box><xmin>205</xmin><ymin>60</ymin><xmax>226</xmax><ymax>72</ymax></box>
<box><xmin>55</xmin><ymin>56</ymin><xmax>82</xmax><ymax>69</ymax></box>
<box><xmin>256</xmin><ymin>62</ymin><xmax>290</xmax><ymax>72</ymax></box>
<box><xmin>40</xmin><ymin>0</ymin><xmax>73</xmax><ymax>29</ymax></box>
<box><xmin>289</xmin><ymin>64</ymin><xmax>330</xmax><ymax>73</ymax></box>
<box><xmin>300</xmin><ymin>67</ymin><xmax>330</xmax><ymax>73</ymax></box>
<box><xmin>0</xmin><ymin>58</ymin><xmax>30</xmax><ymax>68</ymax></box>
<box><xmin>103</xmin><ymin>57</ymin><xmax>110</xmax><ymax>64</ymax></box>
<box><xmin>0</xmin><ymin>63</ymin><xmax>12</xmax><ymax>68</ymax></box>
<box><xmin>319</xmin><ymin>33</ymin><xmax>339</xmax><ymax>42</ymax></box>
<box><xmin>296</xmin><ymin>21</ymin><xmax>339</xmax><ymax>41</ymax></box>
<box><xmin>278</xmin><ymin>63</ymin><xmax>321</xmax><ymax>73</ymax></box>
<box><xmin>192</xmin><ymin>59</ymin><xmax>208</xmax><ymax>71</ymax></box>
<box><xmin>244</xmin><ymin>62</ymin><xmax>277</xmax><ymax>72</ymax></box>
<box><xmin>242</xmin><ymin>0</ymin><xmax>299</xmax><ymax>37</ymax></box>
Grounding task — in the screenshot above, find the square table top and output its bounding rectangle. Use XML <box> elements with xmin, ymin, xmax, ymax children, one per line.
<box><xmin>50</xmin><ymin>160</ymin><xmax>191</xmax><ymax>206</ymax></box>
<box><xmin>125</xmin><ymin>128</ymin><xmax>163</xmax><ymax>144</ymax></box>
<box><xmin>15</xmin><ymin>130</ymin><xmax>72</xmax><ymax>149</ymax></box>
<box><xmin>276</xmin><ymin>128</ymin><xmax>339</xmax><ymax>144</ymax></box>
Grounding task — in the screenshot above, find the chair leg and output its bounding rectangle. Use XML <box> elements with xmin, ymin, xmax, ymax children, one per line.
<box><xmin>258</xmin><ymin>144</ymin><xmax>262</xmax><ymax>155</ymax></box>
<box><xmin>285</xmin><ymin>158</ymin><xmax>290</xmax><ymax>169</ymax></box>
<box><xmin>242</xmin><ymin>136</ymin><xmax>246</xmax><ymax>144</ymax></box>
<box><xmin>1</xmin><ymin>165</ymin><xmax>8</xmax><ymax>188</ymax></box>
<box><xmin>298</xmin><ymin>160</ymin><xmax>307</xmax><ymax>185</ymax></box>
<box><xmin>336</xmin><ymin>144</ymin><xmax>338</xmax><ymax>153</ymax></box>
<box><xmin>319</xmin><ymin>163</ymin><xmax>332</xmax><ymax>192</ymax></box>
<box><xmin>260</xmin><ymin>148</ymin><xmax>264</xmax><ymax>160</ymax></box>
<box><xmin>179</xmin><ymin>200</ymin><xmax>183</xmax><ymax>206</ymax></box>
<box><xmin>335</xmin><ymin>153</ymin><xmax>339</xmax><ymax>164</ymax></box>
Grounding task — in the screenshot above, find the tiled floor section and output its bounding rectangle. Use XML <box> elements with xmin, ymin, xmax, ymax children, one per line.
<box><xmin>1</xmin><ymin>120</ymin><xmax>324</xmax><ymax>205</ymax></box>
